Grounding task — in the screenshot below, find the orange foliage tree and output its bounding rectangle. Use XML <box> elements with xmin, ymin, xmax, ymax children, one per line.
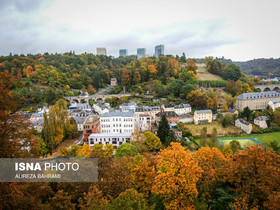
<box><xmin>152</xmin><ymin>143</ymin><xmax>203</xmax><ymax>209</ymax></box>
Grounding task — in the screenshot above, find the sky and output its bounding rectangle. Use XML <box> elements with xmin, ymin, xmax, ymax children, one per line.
<box><xmin>0</xmin><ymin>0</ymin><xmax>279</xmax><ymax>61</ymax></box>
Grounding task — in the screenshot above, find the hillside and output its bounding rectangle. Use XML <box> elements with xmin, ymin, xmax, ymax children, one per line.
<box><xmin>196</xmin><ymin>66</ymin><xmax>223</xmax><ymax>80</ymax></box>
<box><xmin>234</xmin><ymin>58</ymin><xmax>280</xmax><ymax>76</ymax></box>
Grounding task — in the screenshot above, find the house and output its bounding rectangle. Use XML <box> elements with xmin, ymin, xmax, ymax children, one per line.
<box><xmin>92</xmin><ymin>102</ymin><xmax>111</xmax><ymax>115</ymax></box>
<box><xmin>268</xmin><ymin>100</ymin><xmax>280</xmax><ymax>111</ymax></box>
<box><xmin>120</xmin><ymin>102</ymin><xmax>136</xmax><ymax>112</ymax></box>
<box><xmin>155</xmin><ymin>111</ymin><xmax>179</xmax><ymax>125</ymax></box>
<box><xmin>235</xmin><ymin>118</ymin><xmax>252</xmax><ymax>134</ymax></box>
<box><xmin>179</xmin><ymin>113</ymin><xmax>193</xmax><ymax>123</ymax></box>
<box><xmin>73</xmin><ymin>116</ymin><xmax>85</xmax><ymax>131</ymax></box>
<box><xmin>110</xmin><ymin>78</ymin><xmax>117</xmax><ymax>87</ymax></box>
<box><xmin>83</xmin><ymin>116</ymin><xmax>100</xmax><ymax>142</ymax></box>
<box><xmin>171</xmin><ymin>128</ymin><xmax>183</xmax><ymax>139</ymax></box>
<box><xmin>135</xmin><ymin>106</ymin><xmax>161</xmax><ymax>123</ymax></box>
<box><xmin>228</xmin><ymin>108</ymin><xmax>239</xmax><ymax>115</ymax></box>
<box><xmin>134</xmin><ymin>114</ymin><xmax>152</xmax><ymax>131</ymax></box>
<box><xmin>32</xmin><ymin>119</ymin><xmax>44</xmax><ymax>132</ymax></box>
<box><xmin>69</xmin><ymin>103</ymin><xmax>91</xmax><ymax>111</ymax></box>
<box><xmin>193</xmin><ymin>110</ymin><xmax>213</xmax><ymax>124</ymax></box>
<box><xmin>88</xmin><ymin>133</ymin><xmax>131</xmax><ymax>149</ymax></box>
<box><xmin>100</xmin><ymin>110</ymin><xmax>134</xmax><ymax>134</ymax></box>
<box><xmin>68</xmin><ymin>109</ymin><xmax>93</xmax><ymax>118</ymax></box>
<box><xmin>174</xmin><ymin>104</ymin><xmax>192</xmax><ymax>115</ymax></box>
<box><xmin>30</xmin><ymin>112</ymin><xmax>44</xmax><ymax>123</ymax></box>
<box><xmin>161</xmin><ymin>104</ymin><xmax>175</xmax><ymax>112</ymax></box>
<box><xmin>236</xmin><ymin>91</ymin><xmax>280</xmax><ymax>110</ymax></box>
<box><xmin>254</xmin><ymin>116</ymin><xmax>268</xmax><ymax>129</ymax></box>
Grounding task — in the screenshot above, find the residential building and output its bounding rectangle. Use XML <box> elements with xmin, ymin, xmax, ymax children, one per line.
<box><xmin>83</xmin><ymin>116</ymin><xmax>100</xmax><ymax>142</ymax></box>
<box><xmin>137</xmin><ymin>48</ymin><xmax>146</xmax><ymax>56</ymax></box>
<box><xmin>73</xmin><ymin>116</ymin><xmax>85</xmax><ymax>131</ymax></box>
<box><xmin>111</xmin><ymin>78</ymin><xmax>117</xmax><ymax>87</ymax></box>
<box><xmin>135</xmin><ymin>106</ymin><xmax>161</xmax><ymax>123</ymax></box>
<box><xmin>92</xmin><ymin>102</ymin><xmax>111</xmax><ymax>115</ymax></box>
<box><xmin>155</xmin><ymin>111</ymin><xmax>179</xmax><ymax>125</ymax></box>
<box><xmin>171</xmin><ymin>128</ymin><xmax>182</xmax><ymax>139</ymax></box>
<box><xmin>161</xmin><ymin>104</ymin><xmax>174</xmax><ymax>112</ymax></box>
<box><xmin>268</xmin><ymin>100</ymin><xmax>280</xmax><ymax>111</ymax></box>
<box><xmin>236</xmin><ymin>91</ymin><xmax>280</xmax><ymax>110</ymax></box>
<box><xmin>96</xmin><ymin>48</ymin><xmax>107</xmax><ymax>55</ymax></box>
<box><xmin>235</xmin><ymin>118</ymin><xmax>252</xmax><ymax>134</ymax></box>
<box><xmin>155</xmin><ymin>45</ymin><xmax>164</xmax><ymax>57</ymax></box>
<box><xmin>30</xmin><ymin>112</ymin><xmax>44</xmax><ymax>123</ymax></box>
<box><xmin>120</xmin><ymin>102</ymin><xmax>136</xmax><ymax>112</ymax></box>
<box><xmin>88</xmin><ymin>133</ymin><xmax>131</xmax><ymax>148</ymax></box>
<box><xmin>119</xmin><ymin>49</ymin><xmax>127</xmax><ymax>56</ymax></box>
<box><xmin>100</xmin><ymin>110</ymin><xmax>134</xmax><ymax>134</ymax></box>
<box><xmin>68</xmin><ymin>109</ymin><xmax>93</xmax><ymax>118</ymax></box>
<box><xmin>254</xmin><ymin>116</ymin><xmax>268</xmax><ymax>129</ymax></box>
<box><xmin>134</xmin><ymin>114</ymin><xmax>152</xmax><ymax>131</ymax></box>
<box><xmin>193</xmin><ymin>110</ymin><xmax>213</xmax><ymax>124</ymax></box>
<box><xmin>179</xmin><ymin>113</ymin><xmax>193</xmax><ymax>123</ymax></box>
<box><xmin>174</xmin><ymin>104</ymin><xmax>192</xmax><ymax>115</ymax></box>
<box><xmin>32</xmin><ymin>119</ymin><xmax>43</xmax><ymax>132</ymax></box>
<box><xmin>69</xmin><ymin>103</ymin><xmax>91</xmax><ymax>111</ymax></box>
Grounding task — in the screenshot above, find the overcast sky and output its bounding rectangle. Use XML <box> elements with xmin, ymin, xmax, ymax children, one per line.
<box><xmin>0</xmin><ymin>0</ymin><xmax>279</xmax><ymax>61</ymax></box>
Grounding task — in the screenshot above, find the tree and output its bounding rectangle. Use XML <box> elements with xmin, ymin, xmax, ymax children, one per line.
<box><xmin>157</xmin><ymin>115</ymin><xmax>170</xmax><ymax>145</ymax></box>
<box><xmin>78</xmin><ymin>185</ymin><xmax>109</xmax><ymax>210</ymax></box>
<box><xmin>144</xmin><ymin>131</ymin><xmax>162</xmax><ymax>152</ymax></box>
<box><xmin>221</xmin><ymin>145</ymin><xmax>233</xmax><ymax>158</ymax></box>
<box><xmin>152</xmin><ymin>143</ymin><xmax>203</xmax><ymax>209</ymax></box>
<box><xmin>185</xmin><ymin>59</ymin><xmax>198</xmax><ymax>74</ymax></box>
<box><xmin>87</xmin><ymin>84</ymin><xmax>95</xmax><ymax>94</ymax></box>
<box><xmin>187</xmin><ymin>90</ymin><xmax>208</xmax><ymax>109</ymax></box>
<box><xmin>210</xmin><ymin>128</ymin><xmax>218</xmax><ymax>148</ymax></box>
<box><xmin>220</xmin><ymin>104</ymin><xmax>228</xmax><ymax>112</ymax></box>
<box><xmin>115</xmin><ymin>143</ymin><xmax>139</xmax><ymax>158</ymax></box>
<box><xmin>200</xmin><ymin>127</ymin><xmax>207</xmax><ymax>147</ymax></box>
<box><xmin>223</xmin><ymin>64</ymin><xmax>241</xmax><ymax>81</ymax></box>
<box><xmin>239</xmin><ymin>106</ymin><xmax>253</xmax><ymax>121</ymax></box>
<box><xmin>193</xmin><ymin>147</ymin><xmax>226</xmax><ymax>204</ymax></box>
<box><xmin>205</xmin><ymin>57</ymin><xmax>224</xmax><ymax>76</ymax></box>
<box><xmin>79</xmin><ymin>144</ymin><xmax>91</xmax><ymax>157</ymax></box>
<box><xmin>229</xmin><ymin>140</ymin><xmax>241</xmax><ymax>154</ymax></box>
<box><xmin>59</xmin><ymin>147</ymin><xmax>69</xmax><ymax>157</ymax></box>
<box><xmin>108</xmin><ymin>189</ymin><xmax>151</xmax><ymax>210</ymax></box>
<box><xmin>103</xmin><ymin>144</ymin><xmax>114</xmax><ymax>157</ymax></box>
<box><xmin>269</xmin><ymin>140</ymin><xmax>280</xmax><ymax>154</ymax></box>
<box><xmin>49</xmin><ymin>190</ymin><xmax>75</xmax><ymax>210</ymax></box>
<box><xmin>224</xmin><ymin>145</ymin><xmax>280</xmax><ymax>208</ymax></box>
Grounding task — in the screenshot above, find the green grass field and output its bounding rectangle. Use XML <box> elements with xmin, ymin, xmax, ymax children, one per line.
<box><xmin>220</xmin><ymin>139</ymin><xmax>258</xmax><ymax>148</ymax></box>
<box><xmin>224</xmin><ymin>132</ymin><xmax>280</xmax><ymax>144</ymax></box>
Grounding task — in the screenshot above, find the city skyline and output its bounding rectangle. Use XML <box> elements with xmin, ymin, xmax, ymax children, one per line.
<box><xmin>0</xmin><ymin>0</ymin><xmax>279</xmax><ymax>61</ymax></box>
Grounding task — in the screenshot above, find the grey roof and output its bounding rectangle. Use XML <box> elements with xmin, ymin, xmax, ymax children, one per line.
<box><xmin>228</xmin><ymin>108</ymin><xmax>237</xmax><ymax>113</ymax></box>
<box><xmin>174</xmin><ymin>103</ymin><xmax>191</xmax><ymax>109</ymax></box>
<box><xmin>32</xmin><ymin>119</ymin><xmax>43</xmax><ymax>126</ymax></box>
<box><xmin>237</xmin><ymin>91</ymin><xmax>280</xmax><ymax>100</ymax></box>
<box><xmin>195</xmin><ymin>110</ymin><xmax>212</xmax><ymax>114</ymax></box>
<box><xmin>164</xmin><ymin>104</ymin><xmax>174</xmax><ymax>108</ymax></box>
<box><xmin>73</xmin><ymin>116</ymin><xmax>85</xmax><ymax>124</ymax></box>
<box><xmin>238</xmin><ymin>118</ymin><xmax>251</xmax><ymax>125</ymax></box>
<box><xmin>255</xmin><ymin>116</ymin><xmax>268</xmax><ymax>121</ymax></box>
<box><xmin>101</xmin><ymin>110</ymin><xmax>134</xmax><ymax>117</ymax></box>
<box><xmin>135</xmin><ymin>106</ymin><xmax>161</xmax><ymax>112</ymax></box>
<box><xmin>156</xmin><ymin>111</ymin><xmax>178</xmax><ymax>117</ymax></box>
<box><xmin>271</xmin><ymin>100</ymin><xmax>280</xmax><ymax>104</ymax></box>
<box><xmin>31</xmin><ymin>113</ymin><xmax>44</xmax><ymax>118</ymax></box>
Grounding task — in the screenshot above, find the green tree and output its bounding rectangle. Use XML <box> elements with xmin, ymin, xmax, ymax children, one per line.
<box><xmin>230</xmin><ymin>140</ymin><xmax>241</xmax><ymax>154</ymax></box>
<box><xmin>200</xmin><ymin>127</ymin><xmax>207</xmax><ymax>147</ymax></box>
<box><xmin>157</xmin><ymin>115</ymin><xmax>170</xmax><ymax>145</ymax></box>
<box><xmin>39</xmin><ymin>138</ymin><xmax>48</xmax><ymax>157</ymax></box>
<box><xmin>269</xmin><ymin>140</ymin><xmax>280</xmax><ymax>154</ymax></box>
<box><xmin>239</xmin><ymin>106</ymin><xmax>253</xmax><ymax>120</ymax></box>
<box><xmin>115</xmin><ymin>143</ymin><xmax>139</xmax><ymax>158</ymax></box>
<box><xmin>223</xmin><ymin>64</ymin><xmax>241</xmax><ymax>81</ymax></box>
<box><xmin>144</xmin><ymin>131</ymin><xmax>162</xmax><ymax>152</ymax></box>
<box><xmin>210</xmin><ymin>128</ymin><xmax>218</xmax><ymax>148</ymax></box>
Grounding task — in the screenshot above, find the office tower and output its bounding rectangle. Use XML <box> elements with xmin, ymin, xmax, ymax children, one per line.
<box><xmin>96</xmin><ymin>48</ymin><xmax>107</xmax><ymax>55</ymax></box>
<box><xmin>155</xmin><ymin>45</ymin><xmax>164</xmax><ymax>57</ymax></box>
<box><xmin>119</xmin><ymin>49</ymin><xmax>128</xmax><ymax>56</ymax></box>
<box><xmin>137</xmin><ymin>48</ymin><xmax>146</xmax><ymax>56</ymax></box>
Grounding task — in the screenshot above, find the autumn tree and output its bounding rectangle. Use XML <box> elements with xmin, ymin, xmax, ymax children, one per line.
<box><xmin>224</xmin><ymin>145</ymin><xmax>280</xmax><ymax>208</ymax></box>
<box><xmin>144</xmin><ymin>131</ymin><xmax>162</xmax><ymax>152</ymax></box>
<box><xmin>185</xmin><ymin>59</ymin><xmax>198</xmax><ymax>74</ymax></box>
<box><xmin>221</xmin><ymin>145</ymin><xmax>233</xmax><ymax>158</ymax></box>
<box><xmin>121</xmin><ymin>68</ymin><xmax>132</xmax><ymax>87</ymax></box>
<box><xmin>49</xmin><ymin>190</ymin><xmax>75</xmax><ymax>210</ymax></box>
<box><xmin>205</xmin><ymin>56</ymin><xmax>224</xmax><ymax>76</ymax></box>
<box><xmin>210</xmin><ymin>128</ymin><xmax>219</xmax><ymax>148</ymax></box>
<box><xmin>187</xmin><ymin>90</ymin><xmax>208</xmax><ymax>109</ymax></box>
<box><xmin>193</xmin><ymin>147</ymin><xmax>226</xmax><ymax>204</ymax></box>
<box><xmin>87</xmin><ymin>84</ymin><xmax>95</xmax><ymax>94</ymax></box>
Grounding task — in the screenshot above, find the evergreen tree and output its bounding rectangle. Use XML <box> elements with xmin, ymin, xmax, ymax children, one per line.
<box><xmin>210</xmin><ymin>128</ymin><xmax>219</xmax><ymax>148</ymax></box>
<box><xmin>200</xmin><ymin>127</ymin><xmax>207</xmax><ymax>147</ymax></box>
<box><xmin>157</xmin><ymin>115</ymin><xmax>170</xmax><ymax>145</ymax></box>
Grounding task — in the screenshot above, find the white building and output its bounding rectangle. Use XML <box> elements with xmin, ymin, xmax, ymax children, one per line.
<box><xmin>88</xmin><ymin>133</ymin><xmax>131</xmax><ymax>148</ymax></box>
<box><xmin>194</xmin><ymin>110</ymin><xmax>213</xmax><ymax>124</ymax></box>
<box><xmin>92</xmin><ymin>102</ymin><xmax>111</xmax><ymax>115</ymax></box>
<box><xmin>161</xmin><ymin>104</ymin><xmax>175</xmax><ymax>112</ymax></box>
<box><xmin>268</xmin><ymin>100</ymin><xmax>280</xmax><ymax>111</ymax></box>
<box><xmin>254</xmin><ymin>116</ymin><xmax>268</xmax><ymax>129</ymax></box>
<box><xmin>100</xmin><ymin>110</ymin><xmax>134</xmax><ymax>134</ymax></box>
<box><xmin>235</xmin><ymin>119</ymin><xmax>252</xmax><ymax>134</ymax></box>
<box><xmin>96</xmin><ymin>48</ymin><xmax>107</xmax><ymax>55</ymax></box>
<box><xmin>120</xmin><ymin>102</ymin><xmax>136</xmax><ymax>112</ymax></box>
<box><xmin>174</xmin><ymin>104</ymin><xmax>192</xmax><ymax>115</ymax></box>
<box><xmin>73</xmin><ymin>116</ymin><xmax>85</xmax><ymax>131</ymax></box>
<box><xmin>135</xmin><ymin>106</ymin><xmax>161</xmax><ymax>123</ymax></box>
<box><xmin>134</xmin><ymin>114</ymin><xmax>152</xmax><ymax>131</ymax></box>
<box><xmin>69</xmin><ymin>103</ymin><xmax>91</xmax><ymax>111</ymax></box>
